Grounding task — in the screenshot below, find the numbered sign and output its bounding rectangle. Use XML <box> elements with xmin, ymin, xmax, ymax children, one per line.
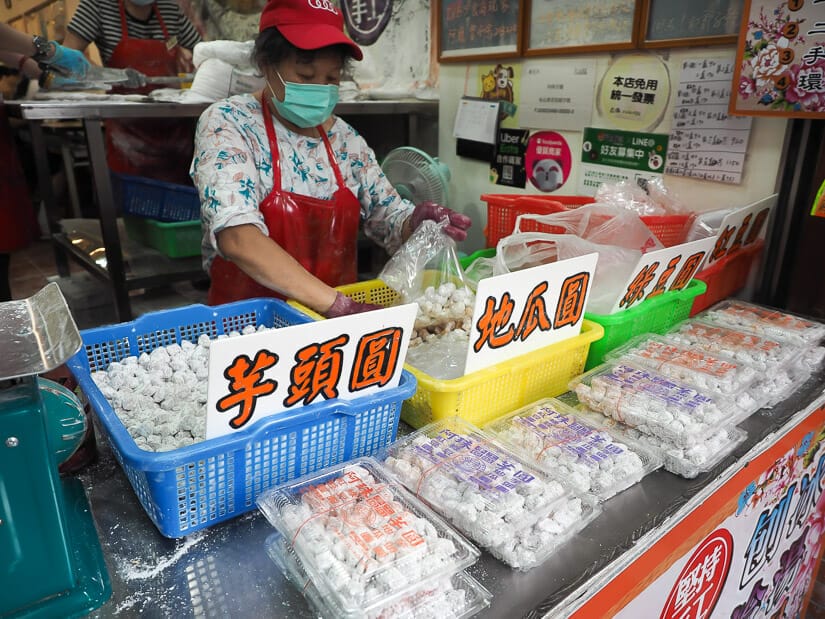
<box><xmin>704</xmin><ymin>194</ymin><xmax>777</xmax><ymax>269</ymax></box>
<box><xmin>464</xmin><ymin>253</ymin><xmax>598</xmax><ymax>375</ymax></box>
<box><xmin>610</xmin><ymin>237</ymin><xmax>718</xmax><ymax>314</ymax></box>
<box><xmin>205</xmin><ymin>305</ymin><xmax>416</xmax><ymax>439</ymax></box>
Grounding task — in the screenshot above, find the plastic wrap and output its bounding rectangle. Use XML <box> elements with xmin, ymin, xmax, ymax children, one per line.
<box><xmin>381</xmin><ymin>417</ymin><xmax>599</xmax><ymax>570</ymax></box>
<box><xmin>570</xmin><ymin>362</ymin><xmax>748</xmax><ymax>448</ymax></box>
<box><xmin>700</xmin><ymin>300</ymin><xmax>825</xmax><ymax>347</ymax></box>
<box><xmin>265</xmin><ymin>532</ymin><xmax>492</xmax><ymax>619</ymax></box>
<box><xmin>483</xmin><ymin>398</ymin><xmax>661</xmax><ymax>501</ymax></box>
<box><xmin>256</xmin><ymin>458</ymin><xmax>479</xmax><ymax>616</ymax></box>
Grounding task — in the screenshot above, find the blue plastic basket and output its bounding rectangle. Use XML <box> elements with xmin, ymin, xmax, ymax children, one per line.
<box><xmin>113</xmin><ymin>172</ymin><xmax>201</xmax><ymax>222</ymax></box>
<box><xmin>67</xmin><ymin>299</ymin><xmax>417</xmax><ymax>538</ymax></box>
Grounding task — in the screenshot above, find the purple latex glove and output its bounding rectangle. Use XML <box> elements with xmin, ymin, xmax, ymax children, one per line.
<box><xmin>408</xmin><ymin>201</ymin><xmax>472</xmax><ymax>242</ymax></box>
<box><xmin>324</xmin><ymin>292</ymin><xmax>382</xmax><ymax>318</ymax></box>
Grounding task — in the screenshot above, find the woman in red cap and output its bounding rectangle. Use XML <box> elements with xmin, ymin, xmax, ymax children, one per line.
<box><xmin>191</xmin><ymin>0</ymin><xmax>471</xmax><ymax>317</ymax></box>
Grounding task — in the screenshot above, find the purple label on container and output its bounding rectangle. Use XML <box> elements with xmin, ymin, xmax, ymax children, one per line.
<box><xmin>410</xmin><ymin>429</ymin><xmax>538</xmax><ymax>498</ymax></box>
<box><xmin>603</xmin><ymin>364</ymin><xmax>713</xmax><ymax>413</ymax></box>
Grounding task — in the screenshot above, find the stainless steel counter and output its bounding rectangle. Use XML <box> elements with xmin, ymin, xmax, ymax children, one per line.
<box><xmin>77</xmin><ymin>368</ymin><xmax>825</xmax><ymax>618</ymax></box>
<box><xmin>5</xmin><ymin>98</ymin><xmax>438</xmax><ymax>321</ymax></box>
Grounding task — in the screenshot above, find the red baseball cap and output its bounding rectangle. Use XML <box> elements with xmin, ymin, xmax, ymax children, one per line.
<box><xmin>259</xmin><ymin>0</ymin><xmax>363</xmax><ymax>61</ymax></box>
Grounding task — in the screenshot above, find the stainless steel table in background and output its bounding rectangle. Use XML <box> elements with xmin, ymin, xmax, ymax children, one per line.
<box><xmin>78</xmin><ymin>369</ymin><xmax>825</xmax><ymax>618</ymax></box>
<box><xmin>5</xmin><ymin>98</ymin><xmax>438</xmax><ymax>321</ymax></box>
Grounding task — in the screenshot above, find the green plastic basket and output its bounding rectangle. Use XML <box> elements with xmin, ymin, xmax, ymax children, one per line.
<box><xmin>583</xmin><ymin>279</ymin><xmax>707</xmax><ymax>369</ymax></box>
<box><xmin>124</xmin><ymin>216</ymin><xmax>202</xmax><ymax>258</ymax></box>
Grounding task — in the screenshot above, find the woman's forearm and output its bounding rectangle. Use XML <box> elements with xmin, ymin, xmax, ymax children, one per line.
<box><xmin>216</xmin><ymin>224</ymin><xmax>338</xmax><ymax>313</ymax></box>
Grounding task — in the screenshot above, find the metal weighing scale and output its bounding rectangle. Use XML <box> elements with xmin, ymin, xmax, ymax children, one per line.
<box><xmin>0</xmin><ymin>283</ymin><xmax>110</xmax><ymax>617</ymax></box>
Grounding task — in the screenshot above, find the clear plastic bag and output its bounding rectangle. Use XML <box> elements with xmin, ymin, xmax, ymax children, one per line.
<box><xmin>513</xmin><ymin>203</ymin><xmax>663</xmax><ymax>253</ymax></box>
<box><xmin>684</xmin><ymin>208</ymin><xmax>734</xmax><ymax>242</ymax></box>
<box><xmin>380</xmin><ymin>219</ymin><xmax>469</xmax><ymax>303</ymax></box>
<box><xmin>595</xmin><ymin>180</ymin><xmax>665</xmax><ymax>217</ymax></box>
<box><xmin>491</xmin><ymin>231</ymin><xmax>642</xmax><ymax>315</ymax></box>
<box><xmin>379</xmin><ymin>219</ymin><xmax>476</xmax><ymax>375</ymax></box>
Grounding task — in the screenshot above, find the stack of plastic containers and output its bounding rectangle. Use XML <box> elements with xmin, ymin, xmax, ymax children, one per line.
<box><xmin>569</xmin><ymin>363</ymin><xmax>748</xmax><ymax>478</ymax></box>
<box><xmin>381</xmin><ymin>417</ymin><xmax>599</xmax><ymax>570</ymax></box>
<box><xmin>483</xmin><ymin>398</ymin><xmax>662</xmax><ymax>501</ymax></box>
<box><xmin>257</xmin><ymin>458</ymin><xmax>490</xmax><ymax>618</ymax></box>
<box><xmin>604</xmin><ymin>335</ymin><xmax>767</xmax><ymax>417</ymax></box>
<box><xmin>666</xmin><ymin>310</ymin><xmax>824</xmax><ymax>406</ymax></box>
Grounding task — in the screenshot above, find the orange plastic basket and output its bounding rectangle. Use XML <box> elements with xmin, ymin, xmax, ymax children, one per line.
<box><xmin>481</xmin><ymin>193</ymin><xmax>692</xmax><ymax>248</ymax></box>
<box><xmin>690</xmin><ymin>240</ymin><xmax>765</xmax><ymax>316</ymax></box>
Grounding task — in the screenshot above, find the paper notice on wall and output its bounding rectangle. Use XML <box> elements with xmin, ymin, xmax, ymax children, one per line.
<box><xmin>519</xmin><ymin>59</ymin><xmax>597</xmax><ymax>131</ymax></box>
<box><xmin>665</xmin><ymin>58</ymin><xmax>753</xmax><ymax>185</ymax></box>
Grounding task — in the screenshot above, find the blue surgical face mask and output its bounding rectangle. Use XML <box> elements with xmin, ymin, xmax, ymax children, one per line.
<box><xmin>267</xmin><ymin>71</ymin><xmax>339</xmax><ymax>129</ymax></box>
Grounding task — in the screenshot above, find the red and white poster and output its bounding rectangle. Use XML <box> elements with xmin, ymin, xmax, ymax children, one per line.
<box><xmin>731</xmin><ymin>0</ymin><xmax>825</xmax><ymax>118</ymax></box>
<box><xmin>526</xmin><ymin>131</ymin><xmax>572</xmax><ymax>193</ymax></box>
<box><xmin>569</xmin><ymin>397</ymin><xmax>825</xmax><ymax>618</ymax></box>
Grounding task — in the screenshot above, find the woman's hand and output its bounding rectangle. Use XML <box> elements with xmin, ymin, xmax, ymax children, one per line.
<box><xmin>323</xmin><ymin>292</ymin><xmax>381</xmax><ymax>318</ymax></box>
<box><xmin>405</xmin><ymin>201</ymin><xmax>472</xmax><ymax>242</ymax></box>
<box><xmin>176</xmin><ymin>47</ymin><xmax>195</xmax><ymax>74</ymax></box>
<box><xmin>40</xmin><ymin>42</ymin><xmax>91</xmax><ymax>79</ymax></box>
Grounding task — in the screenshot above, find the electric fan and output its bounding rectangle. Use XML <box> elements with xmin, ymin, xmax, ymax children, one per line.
<box><xmin>382</xmin><ymin>147</ymin><xmax>451</xmax><ymax>205</ymax></box>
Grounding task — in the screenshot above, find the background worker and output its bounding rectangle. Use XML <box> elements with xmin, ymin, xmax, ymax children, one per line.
<box><xmin>63</xmin><ymin>0</ymin><xmax>202</xmax><ymax>183</ymax></box>
<box><xmin>191</xmin><ymin>0</ymin><xmax>471</xmax><ymax>316</ymax></box>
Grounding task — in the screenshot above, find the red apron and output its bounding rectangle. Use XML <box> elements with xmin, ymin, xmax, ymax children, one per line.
<box><xmin>0</xmin><ymin>98</ymin><xmax>37</xmax><ymax>252</ymax></box>
<box><xmin>208</xmin><ymin>97</ymin><xmax>361</xmax><ymax>305</ymax></box>
<box><xmin>105</xmin><ymin>0</ymin><xmax>195</xmax><ymax>185</ymax></box>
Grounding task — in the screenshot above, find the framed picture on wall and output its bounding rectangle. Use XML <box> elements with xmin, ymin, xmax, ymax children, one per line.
<box><xmin>524</xmin><ymin>0</ymin><xmax>640</xmax><ymax>56</ymax></box>
<box><xmin>640</xmin><ymin>0</ymin><xmax>744</xmax><ymax>48</ymax></box>
<box><xmin>437</xmin><ymin>0</ymin><xmax>523</xmax><ymax>62</ymax></box>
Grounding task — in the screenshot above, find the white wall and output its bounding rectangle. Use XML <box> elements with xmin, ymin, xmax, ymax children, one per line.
<box><xmin>437</xmin><ymin>48</ymin><xmax>789</xmax><ymax>253</ymax></box>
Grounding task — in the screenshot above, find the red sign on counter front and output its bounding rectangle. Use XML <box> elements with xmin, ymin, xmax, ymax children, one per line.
<box><xmin>205</xmin><ymin>305</ymin><xmax>416</xmax><ymax>439</ymax></box>
<box><xmin>660</xmin><ymin>529</ymin><xmax>734</xmax><ymax>619</ymax></box>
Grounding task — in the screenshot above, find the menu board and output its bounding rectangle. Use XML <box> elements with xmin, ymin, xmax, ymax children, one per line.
<box><xmin>666</xmin><ymin>57</ymin><xmax>753</xmax><ymax>184</ymax></box>
<box><xmin>439</xmin><ymin>0</ymin><xmax>521</xmax><ymax>60</ymax></box>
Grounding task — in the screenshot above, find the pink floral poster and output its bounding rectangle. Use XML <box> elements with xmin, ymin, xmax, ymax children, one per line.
<box><xmin>731</xmin><ymin>0</ymin><xmax>825</xmax><ymax>117</ymax></box>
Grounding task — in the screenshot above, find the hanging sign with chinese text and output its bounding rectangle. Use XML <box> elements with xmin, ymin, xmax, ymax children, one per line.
<box><xmin>703</xmin><ymin>193</ymin><xmax>776</xmax><ymax>269</ymax></box>
<box><xmin>205</xmin><ymin>305</ymin><xmax>417</xmax><ymax>439</ymax></box>
<box><xmin>519</xmin><ymin>59</ymin><xmax>597</xmax><ymax>131</ymax></box>
<box><xmin>731</xmin><ymin>0</ymin><xmax>825</xmax><ymax>118</ymax></box>
<box><xmin>463</xmin><ymin>253</ymin><xmax>598</xmax><ymax>375</ymax></box>
<box><xmin>595</xmin><ymin>53</ymin><xmax>672</xmax><ymax>132</ymax></box>
<box><xmin>609</xmin><ymin>237</ymin><xmax>718</xmax><ymax>314</ymax></box>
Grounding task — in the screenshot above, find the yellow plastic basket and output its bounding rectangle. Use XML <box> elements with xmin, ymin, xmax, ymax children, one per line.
<box><xmin>289</xmin><ymin>280</ymin><xmax>604</xmax><ymax>428</ymax></box>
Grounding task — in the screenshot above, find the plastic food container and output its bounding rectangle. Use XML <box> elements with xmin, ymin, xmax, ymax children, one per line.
<box><xmin>67</xmin><ymin>299</ymin><xmax>416</xmax><ymax>538</ymax></box>
<box><xmin>664</xmin><ymin>319</ymin><xmax>799</xmax><ymax>373</ymax></box>
<box><xmin>265</xmin><ymin>532</ymin><xmax>492</xmax><ymax>619</ymax></box>
<box><xmin>483</xmin><ymin>398</ymin><xmax>662</xmax><ymax>501</ymax></box>
<box><xmin>593</xmin><ymin>415</ymin><xmax>747</xmax><ymax>479</ymax></box>
<box><xmin>604</xmin><ymin>335</ymin><xmax>765</xmax><ymax>413</ymax></box>
<box><xmin>381</xmin><ymin>417</ymin><xmax>599</xmax><ymax>570</ymax></box>
<box><xmin>570</xmin><ymin>362</ymin><xmax>748</xmax><ymax>448</ymax></box>
<box><xmin>699</xmin><ymin>300</ymin><xmax>825</xmax><ymax>347</ymax></box>
<box><xmin>256</xmin><ymin>458</ymin><xmax>479</xmax><ymax>616</ymax></box>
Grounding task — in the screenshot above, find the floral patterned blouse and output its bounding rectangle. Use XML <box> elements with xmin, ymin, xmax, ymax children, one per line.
<box><xmin>191</xmin><ymin>93</ymin><xmax>414</xmax><ymax>270</ymax></box>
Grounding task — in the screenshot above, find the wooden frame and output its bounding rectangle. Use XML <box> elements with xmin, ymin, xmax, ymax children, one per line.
<box><xmin>435</xmin><ymin>0</ymin><xmax>524</xmax><ymax>63</ymax></box>
<box><xmin>522</xmin><ymin>0</ymin><xmax>641</xmax><ymax>57</ymax></box>
<box><xmin>640</xmin><ymin>0</ymin><xmax>743</xmax><ymax>48</ymax></box>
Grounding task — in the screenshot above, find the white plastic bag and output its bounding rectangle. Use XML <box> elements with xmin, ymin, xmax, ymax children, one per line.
<box><xmin>513</xmin><ymin>203</ymin><xmax>663</xmax><ymax>253</ymax></box>
<box><xmin>492</xmin><ymin>231</ymin><xmax>641</xmax><ymax>315</ymax></box>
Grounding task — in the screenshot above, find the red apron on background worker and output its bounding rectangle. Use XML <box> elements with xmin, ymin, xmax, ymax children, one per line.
<box><xmin>64</xmin><ymin>0</ymin><xmax>202</xmax><ymax>184</ymax></box>
<box><xmin>191</xmin><ymin>0</ymin><xmax>471</xmax><ymax>318</ymax></box>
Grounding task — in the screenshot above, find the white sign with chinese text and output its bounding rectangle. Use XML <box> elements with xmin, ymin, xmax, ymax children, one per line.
<box><xmin>609</xmin><ymin>237</ymin><xmax>718</xmax><ymax>314</ymax></box>
<box><xmin>205</xmin><ymin>304</ymin><xmax>416</xmax><ymax>439</ymax></box>
<box><xmin>704</xmin><ymin>194</ymin><xmax>777</xmax><ymax>269</ymax></box>
<box><xmin>453</xmin><ymin>97</ymin><xmax>500</xmax><ymax>144</ymax></box>
<box><xmin>463</xmin><ymin>253</ymin><xmax>598</xmax><ymax>375</ymax></box>
<box><xmin>666</xmin><ymin>57</ymin><xmax>753</xmax><ymax>185</ymax></box>
<box><xmin>519</xmin><ymin>59</ymin><xmax>597</xmax><ymax>131</ymax></box>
